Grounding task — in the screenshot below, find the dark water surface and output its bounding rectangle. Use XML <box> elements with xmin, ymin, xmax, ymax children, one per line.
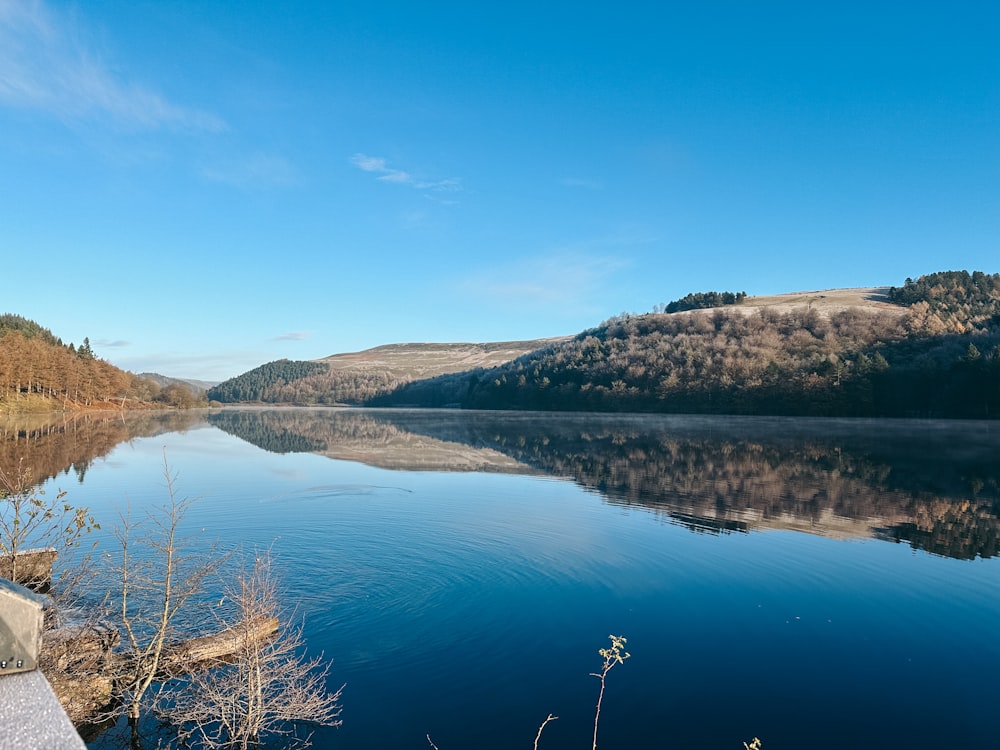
<box><xmin>5</xmin><ymin>408</ymin><xmax>999</xmax><ymax>749</ymax></box>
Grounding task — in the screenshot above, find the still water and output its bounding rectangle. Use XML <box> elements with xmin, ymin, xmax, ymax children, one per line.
<box><xmin>5</xmin><ymin>408</ymin><xmax>1000</xmax><ymax>749</ymax></box>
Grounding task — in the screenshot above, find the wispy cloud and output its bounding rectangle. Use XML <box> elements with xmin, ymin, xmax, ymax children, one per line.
<box><xmin>459</xmin><ymin>253</ymin><xmax>631</xmax><ymax>311</ymax></box>
<box><xmin>0</xmin><ymin>0</ymin><xmax>225</xmax><ymax>131</ymax></box>
<box><xmin>457</xmin><ymin>231</ymin><xmax>652</xmax><ymax>312</ymax></box>
<box><xmin>272</xmin><ymin>331</ymin><xmax>310</xmax><ymax>342</ymax></box>
<box><xmin>201</xmin><ymin>153</ymin><xmax>300</xmax><ymax>189</ymax></box>
<box><xmin>350</xmin><ymin>153</ymin><xmax>462</xmax><ymax>193</ymax></box>
<box><xmin>94</xmin><ymin>338</ymin><xmax>130</xmax><ymax>348</ymax></box>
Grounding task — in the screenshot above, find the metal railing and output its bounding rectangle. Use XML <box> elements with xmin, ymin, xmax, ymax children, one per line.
<box><xmin>0</xmin><ymin>577</ymin><xmax>85</xmax><ymax>750</ymax></box>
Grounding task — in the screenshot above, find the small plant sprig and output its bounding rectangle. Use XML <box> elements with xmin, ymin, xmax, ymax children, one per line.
<box><xmin>590</xmin><ymin>635</ymin><xmax>630</xmax><ymax>750</ymax></box>
<box><xmin>0</xmin><ymin>460</ymin><xmax>100</xmax><ymax>589</ymax></box>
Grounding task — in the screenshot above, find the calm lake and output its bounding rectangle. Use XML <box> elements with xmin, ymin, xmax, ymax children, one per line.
<box><xmin>5</xmin><ymin>408</ymin><xmax>1000</xmax><ymax>749</ymax></box>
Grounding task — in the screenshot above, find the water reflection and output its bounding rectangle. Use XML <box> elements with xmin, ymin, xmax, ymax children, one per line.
<box><xmin>0</xmin><ymin>410</ymin><xmax>209</xmax><ymax>487</ymax></box>
<box><xmin>3</xmin><ymin>408</ymin><xmax>998</xmax><ymax>560</ymax></box>
<box><xmin>209</xmin><ymin>409</ymin><xmax>1000</xmax><ymax>560</ymax></box>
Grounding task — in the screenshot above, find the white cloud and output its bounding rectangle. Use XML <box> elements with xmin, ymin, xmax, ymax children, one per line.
<box><xmin>272</xmin><ymin>331</ymin><xmax>310</xmax><ymax>342</ymax></box>
<box><xmin>94</xmin><ymin>338</ymin><xmax>130</xmax><ymax>348</ymax></box>
<box><xmin>350</xmin><ymin>153</ymin><xmax>462</xmax><ymax>193</ymax></box>
<box><xmin>456</xmin><ymin>231</ymin><xmax>653</xmax><ymax>312</ymax></box>
<box><xmin>201</xmin><ymin>153</ymin><xmax>300</xmax><ymax>189</ymax></box>
<box><xmin>459</xmin><ymin>252</ymin><xmax>631</xmax><ymax>310</ymax></box>
<box><xmin>350</xmin><ymin>154</ymin><xmax>388</xmax><ymax>172</ymax></box>
<box><xmin>0</xmin><ymin>0</ymin><xmax>225</xmax><ymax>131</ymax></box>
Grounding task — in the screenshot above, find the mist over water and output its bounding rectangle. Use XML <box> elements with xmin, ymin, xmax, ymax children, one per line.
<box><xmin>6</xmin><ymin>409</ymin><xmax>999</xmax><ymax>749</ymax></box>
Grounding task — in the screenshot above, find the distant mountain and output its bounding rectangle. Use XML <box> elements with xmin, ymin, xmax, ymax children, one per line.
<box><xmin>138</xmin><ymin>373</ymin><xmax>217</xmax><ymax>394</ymax></box>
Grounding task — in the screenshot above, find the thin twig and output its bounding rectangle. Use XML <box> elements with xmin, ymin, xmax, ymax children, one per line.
<box><xmin>534</xmin><ymin>713</ymin><xmax>558</xmax><ymax>750</ymax></box>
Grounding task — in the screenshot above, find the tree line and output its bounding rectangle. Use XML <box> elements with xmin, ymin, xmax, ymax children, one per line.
<box><xmin>206</xmin><ymin>360</ymin><xmax>329</xmax><ymax>403</ymax></box>
<box><xmin>0</xmin><ymin>315</ymin><xmax>208</xmax><ymax>409</ymax></box>
<box><xmin>887</xmin><ymin>270</ymin><xmax>1000</xmax><ymax>331</ymax></box>
<box><xmin>1</xmin><ymin>323</ymin><xmax>139</xmax><ymax>407</ymax></box>
<box><xmin>658</xmin><ymin>289</ymin><xmax>748</xmax><ymax>313</ymax></box>
<box><xmin>208</xmin><ymin>360</ymin><xmax>414</xmax><ymax>406</ymax></box>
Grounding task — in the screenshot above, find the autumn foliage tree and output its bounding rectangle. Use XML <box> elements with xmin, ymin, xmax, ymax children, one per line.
<box><xmin>0</xmin><ymin>315</ymin><xmax>152</xmax><ymax>408</ymax></box>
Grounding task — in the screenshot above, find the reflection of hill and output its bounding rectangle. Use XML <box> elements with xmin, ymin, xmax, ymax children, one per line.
<box><xmin>0</xmin><ymin>411</ymin><xmax>210</xmax><ymax>488</ymax></box>
<box><xmin>15</xmin><ymin>406</ymin><xmax>997</xmax><ymax>560</ymax></box>
<box><xmin>207</xmin><ymin>410</ymin><xmax>329</xmax><ymax>454</ymax></box>
<box><xmin>371</xmin><ymin>412</ymin><xmax>1000</xmax><ymax>560</ymax></box>
<box><xmin>205</xmin><ymin>409</ymin><xmax>1000</xmax><ymax>558</ymax></box>
<box><xmin>207</xmin><ymin>409</ymin><xmax>531</xmax><ymax>473</ymax></box>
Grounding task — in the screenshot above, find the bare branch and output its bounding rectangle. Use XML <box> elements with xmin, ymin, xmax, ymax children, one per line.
<box><xmin>103</xmin><ymin>452</ymin><xmax>224</xmax><ymax>744</ymax></box>
<box><xmin>534</xmin><ymin>713</ymin><xmax>558</xmax><ymax>750</ymax></box>
<box><xmin>163</xmin><ymin>548</ymin><xmax>343</xmax><ymax>749</ymax></box>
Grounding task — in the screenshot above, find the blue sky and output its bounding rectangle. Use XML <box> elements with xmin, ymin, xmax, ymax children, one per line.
<box><xmin>2</xmin><ymin>1</ymin><xmax>997</xmax><ymax>381</ymax></box>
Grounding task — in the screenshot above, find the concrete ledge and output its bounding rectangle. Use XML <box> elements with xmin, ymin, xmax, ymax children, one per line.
<box><xmin>0</xmin><ymin>670</ymin><xmax>85</xmax><ymax>749</ymax></box>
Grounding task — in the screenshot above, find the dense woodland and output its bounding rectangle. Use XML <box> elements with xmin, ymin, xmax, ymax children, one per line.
<box><xmin>207</xmin><ymin>359</ymin><xmax>415</xmax><ymax>405</ymax></box>
<box><xmin>0</xmin><ymin>315</ymin><xmax>203</xmax><ymax>410</ymax></box>
<box><xmin>206</xmin><ymin>360</ymin><xmax>330</xmax><ymax>403</ymax></box>
<box><xmin>886</xmin><ymin>270</ymin><xmax>1000</xmax><ymax>330</ymax></box>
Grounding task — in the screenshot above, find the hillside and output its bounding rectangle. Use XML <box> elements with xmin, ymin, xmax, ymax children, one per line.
<box><xmin>138</xmin><ymin>373</ymin><xmax>217</xmax><ymax>393</ymax></box>
<box><xmin>162</xmin><ymin>271</ymin><xmax>1000</xmax><ymax>418</ymax></box>
<box><xmin>725</xmin><ymin>286</ymin><xmax>905</xmax><ymax>317</ymax></box>
<box><xmin>318</xmin><ymin>339</ymin><xmax>571</xmax><ymax>379</ymax></box>
<box><xmin>208</xmin><ymin>339</ymin><xmax>566</xmax><ymax>404</ymax></box>
<box><xmin>369</xmin><ymin>272</ymin><xmax>1000</xmax><ymax>417</ymax></box>
<box><xmin>0</xmin><ymin>315</ymin><xmax>153</xmax><ymax>411</ymax></box>
<box><xmin>0</xmin><ymin>314</ymin><xmax>207</xmax><ymax>411</ymax></box>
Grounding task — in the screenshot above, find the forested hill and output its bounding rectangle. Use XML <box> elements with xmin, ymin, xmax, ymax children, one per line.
<box><xmin>206</xmin><ymin>339</ymin><xmax>564</xmax><ymax>405</ymax></box>
<box><xmin>371</xmin><ymin>271</ymin><xmax>1000</xmax><ymax>417</ymax></box>
<box><xmin>207</xmin><ymin>270</ymin><xmax>1000</xmax><ymax>418</ymax></box>
<box><xmin>0</xmin><ymin>315</ymin><xmax>199</xmax><ymax>410</ymax></box>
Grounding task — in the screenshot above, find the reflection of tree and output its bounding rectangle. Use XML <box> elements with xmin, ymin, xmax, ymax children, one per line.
<box><xmin>207</xmin><ymin>409</ymin><xmax>530</xmax><ymax>473</ymax></box>
<box><xmin>0</xmin><ymin>411</ymin><xmax>209</xmax><ymax>490</ymax></box>
<box><xmin>203</xmin><ymin>410</ymin><xmax>1000</xmax><ymax>559</ymax></box>
<box><xmin>208</xmin><ymin>411</ymin><xmax>330</xmax><ymax>453</ymax></box>
<box><xmin>877</xmin><ymin>500</ymin><xmax>1000</xmax><ymax>560</ymax></box>
<box><xmin>372</xmin><ymin>412</ymin><xmax>1000</xmax><ymax>560</ymax></box>
<box><xmin>208</xmin><ymin>409</ymin><xmax>455</xmax><ymax>454</ymax></box>
<box><xmin>8</xmin><ymin>408</ymin><xmax>1000</xmax><ymax>560</ymax></box>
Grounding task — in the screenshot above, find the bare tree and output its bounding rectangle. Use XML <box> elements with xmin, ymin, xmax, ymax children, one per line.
<box><xmin>163</xmin><ymin>548</ymin><xmax>344</xmax><ymax>749</ymax></box>
<box><xmin>0</xmin><ymin>459</ymin><xmax>99</xmax><ymax>592</ymax></box>
<box><xmin>106</xmin><ymin>453</ymin><xmax>221</xmax><ymax>748</ymax></box>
